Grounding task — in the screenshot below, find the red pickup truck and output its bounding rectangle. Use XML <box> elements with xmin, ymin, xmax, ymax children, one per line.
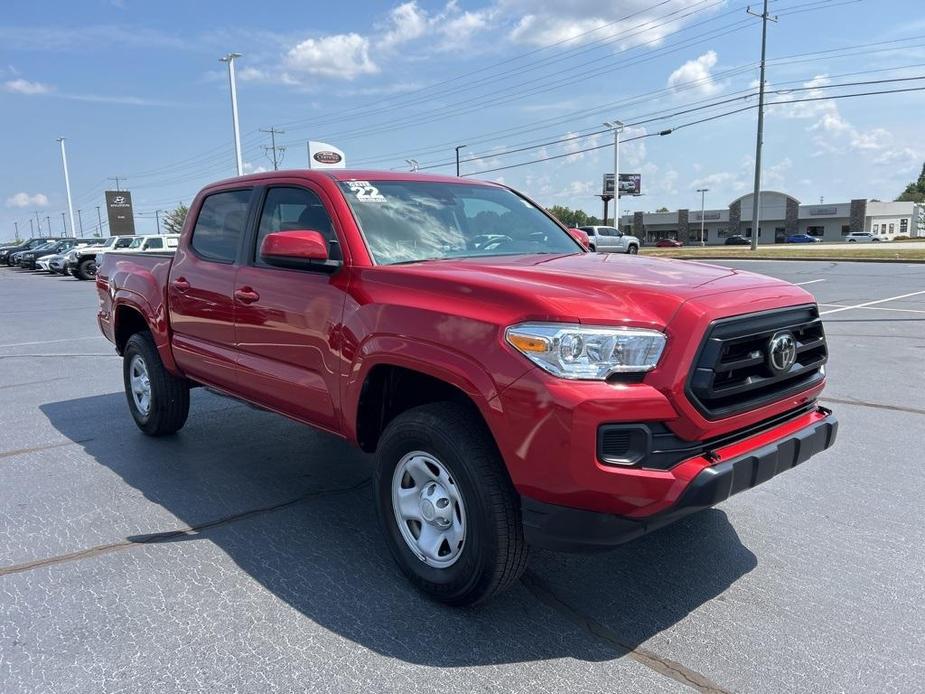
<box><xmin>97</xmin><ymin>170</ymin><xmax>837</xmax><ymax>605</ymax></box>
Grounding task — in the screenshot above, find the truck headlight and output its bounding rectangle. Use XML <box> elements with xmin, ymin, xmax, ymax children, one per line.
<box><xmin>505</xmin><ymin>322</ymin><xmax>666</xmax><ymax>379</ymax></box>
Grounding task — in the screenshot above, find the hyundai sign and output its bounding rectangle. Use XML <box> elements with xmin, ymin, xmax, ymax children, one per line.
<box><xmin>602</xmin><ymin>173</ymin><xmax>642</xmax><ymax>197</ymax></box>
<box><xmin>105</xmin><ymin>190</ymin><xmax>136</xmax><ymax>235</ymax></box>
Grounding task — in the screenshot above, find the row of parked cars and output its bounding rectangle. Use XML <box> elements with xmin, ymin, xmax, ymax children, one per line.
<box><xmin>0</xmin><ymin>234</ymin><xmax>179</xmax><ymax>279</ymax></box>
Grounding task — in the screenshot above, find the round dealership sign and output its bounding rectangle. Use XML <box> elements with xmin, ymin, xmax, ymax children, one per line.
<box><xmin>313</xmin><ymin>151</ymin><xmax>343</xmax><ymax>165</ymax></box>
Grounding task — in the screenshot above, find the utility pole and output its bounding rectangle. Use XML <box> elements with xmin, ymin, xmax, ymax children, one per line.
<box><xmin>747</xmin><ymin>0</ymin><xmax>777</xmax><ymax>251</ymax></box>
<box><xmin>96</xmin><ymin>206</ymin><xmax>103</xmax><ymax>236</ymax></box>
<box><xmin>57</xmin><ymin>137</ymin><xmax>76</xmax><ymax>237</ymax></box>
<box><xmin>13</xmin><ymin>221</ymin><xmax>18</xmax><ymax>240</ymax></box>
<box><xmin>260</xmin><ymin>127</ymin><xmax>286</xmax><ymax>170</ymax></box>
<box><xmin>604</xmin><ymin>120</ymin><xmax>624</xmax><ymax>228</ymax></box>
<box><xmin>108</xmin><ymin>176</ymin><xmax>126</xmax><ymax>191</ymax></box>
<box><xmin>455</xmin><ymin>145</ymin><xmax>467</xmax><ymax>177</ymax></box>
<box><xmin>406</xmin><ymin>159</ymin><xmax>420</xmax><ymax>172</ymax></box>
<box><xmin>46</xmin><ymin>216</ymin><xmax>52</xmax><ymax>237</ymax></box>
<box><xmin>697</xmin><ymin>188</ymin><xmax>709</xmax><ymax>246</ymax></box>
<box><xmin>61</xmin><ymin>211</ymin><xmax>67</xmax><ymax>234</ymax></box>
<box><xmin>77</xmin><ymin>209</ymin><xmax>83</xmax><ymax>235</ymax></box>
<box><xmin>220</xmin><ymin>52</ymin><xmax>244</xmax><ymax>176</ymax></box>
<box><xmin>155</xmin><ymin>210</ymin><xmax>161</xmax><ymax>234</ymax></box>
<box><xmin>34</xmin><ymin>211</ymin><xmax>42</xmax><ymax>236</ymax></box>
<box><xmin>29</xmin><ymin>219</ymin><xmax>34</xmax><ymax>237</ymax></box>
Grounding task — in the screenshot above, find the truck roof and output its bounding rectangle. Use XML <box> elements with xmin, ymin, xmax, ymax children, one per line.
<box><xmin>206</xmin><ymin>169</ymin><xmax>503</xmax><ymax>189</ymax></box>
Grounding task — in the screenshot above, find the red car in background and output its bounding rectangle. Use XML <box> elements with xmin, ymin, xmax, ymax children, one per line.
<box><xmin>655</xmin><ymin>238</ymin><xmax>684</xmax><ymax>248</ymax></box>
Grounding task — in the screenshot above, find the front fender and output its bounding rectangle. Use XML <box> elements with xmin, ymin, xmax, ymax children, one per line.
<box><xmin>342</xmin><ymin>335</ymin><xmax>517</xmax><ymax>445</ymax></box>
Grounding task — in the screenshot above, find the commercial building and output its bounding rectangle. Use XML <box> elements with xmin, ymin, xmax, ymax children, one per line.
<box><xmin>620</xmin><ymin>191</ymin><xmax>925</xmax><ymax>244</ymax></box>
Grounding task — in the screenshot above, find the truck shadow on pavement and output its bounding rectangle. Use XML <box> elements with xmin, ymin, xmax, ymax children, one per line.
<box><xmin>41</xmin><ymin>390</ymin><xmax>757</xmax><ymax>667</ymax></box>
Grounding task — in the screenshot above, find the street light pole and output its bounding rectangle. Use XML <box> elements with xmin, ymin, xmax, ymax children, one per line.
<box><xmin>455</xmin><ymin>145</ymin><xmax>467</xmax><ymax>177</ymax></box>
<box><xmin>697</xmin><ymin>188</ymin><xmax>709</xmax><ymax>246</ymax></box>
<box><xmin>96</xmin><ymin>206</ymin><xmax>103</xmax><ymax>236</ymax></box>
<box><xmin>57</xmin><ymin>137</ymin><xmax>76</xmax><ymax>237</ymax></box>
<box><xmin>77</xmin><ymin>209</ymin><xmax>83</xmax><ymax>235</ymax></box>
<box><xmin>220</xmin><ymin>52</ymin><xmax>244</xmax><ymax>176</ymax></box>
<box><xmin>604</xmin><ymin>120</ymin><xmax>624</xmax><ymax>228</ymax></box>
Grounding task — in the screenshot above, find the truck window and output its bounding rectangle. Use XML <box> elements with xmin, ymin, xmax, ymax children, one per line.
<box><xmin>254</xmin><ymin>187</ymin><xmax>339</xmax><ymax>265</ymax></box>
<box><xmin>146</xmin><ymin>238</ymin><xmax>163</xmax><ymax>250</ymax></box>
<box><xmin>191</xmin><ymin>189</ymin><xmax>252</xmax><ymax>263</ymax></box>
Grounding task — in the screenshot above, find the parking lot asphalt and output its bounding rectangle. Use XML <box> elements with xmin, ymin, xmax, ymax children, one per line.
<box><xmin>1</xmin><ymin>260</ymin><xmax>923</xmax><ymax>693</ymax></box>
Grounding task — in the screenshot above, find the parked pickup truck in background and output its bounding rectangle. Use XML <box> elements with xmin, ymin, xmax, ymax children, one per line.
<box><xmin>97</xmin><ymin>170</ymin><xmax>837</xmax><ymax>605</ymax></box>
<box><xmin>577</xmin><ymin>225</ymin><xmax>641</xmax><ymax>254</ymax></box>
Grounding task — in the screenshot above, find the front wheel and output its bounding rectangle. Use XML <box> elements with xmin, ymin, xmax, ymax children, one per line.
<box><xmin>123</xmin><ymin>332</ymin><xmax>190</xmax><ymax>436</ymax></box>
<box><xmin>627</xmin><ymin>245</ymin><xmax>639</xmax><ymax>254</ymax></box>
<box><xmin>375</xmin><ymin>402</ymin><xmax>528</xmax><ymax>606</ymax></box>
<box><xmin>76</xmin><ymin>257</ymin><xmax>96</xmax><ymax>280</ymax></box>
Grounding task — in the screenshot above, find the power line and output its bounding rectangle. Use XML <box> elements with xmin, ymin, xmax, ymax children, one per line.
<box><xmin>463</xmin><ymin>85</ymin><xmax>925</xmax><ymax>176</ymax></box>
<box><xmin>260</xmin><ymin>127</ymin><xmax>286</xmax><ymax>170</ymax></box>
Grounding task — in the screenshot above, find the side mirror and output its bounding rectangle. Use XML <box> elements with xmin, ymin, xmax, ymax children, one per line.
<box><xmin>259</xmin><ymin>230</ymin><xmax>330</xmax><ymax>269</ymax></box>
<box><xmin>567</xmin><ymin>228</ymin><xmax>590</xmax><ymax>250</ymax></box>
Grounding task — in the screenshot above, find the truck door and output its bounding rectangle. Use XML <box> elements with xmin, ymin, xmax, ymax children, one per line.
<box><xmin>232</xmin><ymin>184</ymin><xmax>347</xmax><ymax>432</ymax></box>
<box><xmin>167</xmin><ymin>188</ymin><xmax>253</xmax><ymax>391</ymax></box>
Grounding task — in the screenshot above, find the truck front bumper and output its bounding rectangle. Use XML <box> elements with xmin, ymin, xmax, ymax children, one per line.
<box><xmin>521</xmin><ymin>408</ymin><xmax>837</xmax><ymax>552</ymax></box>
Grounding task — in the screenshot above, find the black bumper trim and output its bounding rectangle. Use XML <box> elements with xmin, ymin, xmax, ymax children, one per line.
<box><xmin>521</xmin><ymin>409</ymin><xmax>838</xmax><ymax>552</ymax></box>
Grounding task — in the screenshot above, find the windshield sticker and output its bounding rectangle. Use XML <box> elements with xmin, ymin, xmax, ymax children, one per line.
<box><xmin>347</xmin><ymin>181</ymin><xmax>386</xmax><ymax>202</ymax></box>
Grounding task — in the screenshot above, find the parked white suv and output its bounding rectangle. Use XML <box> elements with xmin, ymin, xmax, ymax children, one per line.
<box><xmin>577</xmin><ymin>226</ymin><xmax>640</xmax><ymax>254</ymax></box>
<box><xmin>845</xmin><ymin>232</ymin><xmax>880</xmax><ymax>243</ymax></box>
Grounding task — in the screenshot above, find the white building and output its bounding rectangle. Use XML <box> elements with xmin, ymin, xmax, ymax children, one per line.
<box><xmin>621</xmin><ymin>191</ymin><xmax>925</xmax><ymax>245</ymax></box>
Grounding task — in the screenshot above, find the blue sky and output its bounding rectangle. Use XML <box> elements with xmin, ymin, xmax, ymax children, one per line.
<box><xmin>2</xmin><ymin>0</ymin><xmax>923</xmax><ymax>237</ymax></box>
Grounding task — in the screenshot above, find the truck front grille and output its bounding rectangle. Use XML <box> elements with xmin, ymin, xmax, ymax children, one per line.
<box><xmin>686</xmin><ymin>305</ymin><xmax>827</xmax><ymax>419</ymax></box>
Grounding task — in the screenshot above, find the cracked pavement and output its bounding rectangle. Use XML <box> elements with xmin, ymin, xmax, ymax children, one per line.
<box><xmin>1</xmin><ymin>261</ymin><xmax>923</xmax><ymax>693</ymax></box>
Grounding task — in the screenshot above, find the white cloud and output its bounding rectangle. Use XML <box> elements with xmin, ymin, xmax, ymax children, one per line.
<box><xmin>502</xmin><ymin>0</ymin><xmax>710</xmax><ymax>48</ymax></box>
<box><xmin>243</xmin><ymin>162</ymin><xmax>269</xmax><ymax>174</ymax></box>
<box><xmin>6</xmin><ymin>192</ymin><xmax>49</xmax><ymax>208</ymax></box>
<box><xmin>285</xmin><ymin>33</ymin><xmax>379</xmax><ymax>80</ymax></box>
<box><xmin>3</xmin><ymin>78</ymin><xmax>52</xmax><ymax>95</ymax></box>
<box><xmin>769</xmin><ymin>74</ymin><xmax>922</xmax><ymax>167</ymax></box>
<box><xmin>378</xmin><ymin>2</ymin><xmax>430</xmax><ymax>49</ymax></box>
<box><xmin>667</xmin><ymin>50</ymin><xmax>720</xmax><ymax>96</ymax></box>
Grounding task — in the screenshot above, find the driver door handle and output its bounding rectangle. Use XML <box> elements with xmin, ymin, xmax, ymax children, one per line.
<box><xmin>172</xmin><ymin>277</ymin><xmax>190</xmax><ymax>292</ymax></box>
<box><xmin>234</xmin><ymin>287</ymin><xmax>260</xmax><ymax>304</ymax></box>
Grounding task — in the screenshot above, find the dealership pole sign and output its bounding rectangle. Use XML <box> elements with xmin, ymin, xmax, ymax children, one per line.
<box><xmin>307</xmin><ymin>141</ymin><xmax>346</xmax><ymax>169</ymax></box>
<box><xmin>104</xmin><ymin>190</ymin><xmax>136</xmax><ymax>235</ymax></box>
<box><xmin>602</xmin><ymin>173</ymin><xmax>642</xmax><ymax>197</ymax></box>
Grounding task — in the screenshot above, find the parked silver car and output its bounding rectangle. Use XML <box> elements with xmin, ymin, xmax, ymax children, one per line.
<box><xmin>577</xmin><ymin>226</ymin><xmax>641</xmax><ymax>254</ymax></box>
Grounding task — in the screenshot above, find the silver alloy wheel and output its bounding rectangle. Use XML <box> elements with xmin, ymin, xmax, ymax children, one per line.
<box><xmin>129</xmin><ymin>354</ymin><xmax>152</xmax><ymax>416</ymax></box>
<box><xmin>392</xmin><ymin>451</ymin><xmax>466</xmax><ymax>568</ymax></box>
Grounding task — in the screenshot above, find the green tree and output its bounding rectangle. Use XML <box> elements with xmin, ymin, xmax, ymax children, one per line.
<box><xmin>656</xmin><ymin>206</ymin><xmax>669</xmax><ymax>212</ymax></box>
<box><xmin>546</xmin><ymin>204</ymin><xmax>598</xmax><ymax>227</ymax></box>
<box><xmin>896</xmin><ymin>162</ymin><xmax>925</xmax><ymax>203</ymax></box>
<box><xmin>163</xmin><ymin>202</ymin><xmax>189</xmax><ymax>235</ymax></box>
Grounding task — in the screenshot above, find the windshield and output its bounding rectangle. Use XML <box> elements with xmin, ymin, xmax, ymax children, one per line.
<box><xmin>338</xmin><ymin>180</ymin><xmax>581</xmax><ymax>265</ymax></box>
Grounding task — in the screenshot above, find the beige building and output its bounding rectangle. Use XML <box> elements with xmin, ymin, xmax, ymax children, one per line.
<box><xmin>621</xmin><ymin>191</ymin><xmax>924</xmax><ymax>244</ymax></box>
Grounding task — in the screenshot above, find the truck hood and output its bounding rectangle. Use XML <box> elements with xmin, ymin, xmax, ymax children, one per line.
<box><xmin>383</xmin><ymin>252</ymin><xmax>803</xmax><ymax>329</ymax></box>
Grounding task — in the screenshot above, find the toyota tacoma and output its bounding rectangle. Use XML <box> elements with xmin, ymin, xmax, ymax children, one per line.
<box><xmin>96</xmin><ymin>170</ymin><xmax>837</xmax><ymax>605</ymax></box>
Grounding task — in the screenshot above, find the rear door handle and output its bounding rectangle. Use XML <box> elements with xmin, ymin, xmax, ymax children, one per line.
<box><xmin>234</xmin><ymin>287</ymin><xmax>260</xmax><ymax>304</ymax></box>
<box><xmin>172</xmin><ymin>277</ymin><xmax>190</xmax><ymax>291</ymax></box>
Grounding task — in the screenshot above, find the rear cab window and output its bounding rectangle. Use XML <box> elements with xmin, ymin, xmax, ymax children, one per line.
<box><xmin>190</xmin><ymin>189</ymin><xmax>252</xmax><ymax>263</ymax></box>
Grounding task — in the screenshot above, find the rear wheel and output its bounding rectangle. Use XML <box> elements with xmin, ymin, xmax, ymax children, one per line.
<box><xmin>123</xmin><ymin>332</ymin><xmax>190</xmax><ymax>436</ymax></box>
<box><xmin>375</xmin><ymin>402</ymin><xmax>528</xmax><ymax>606</ymax></box>
<box><xmin>76</xmin><ymin>257</ymin><xmax>96</xmax><ymax>280</ymax></box>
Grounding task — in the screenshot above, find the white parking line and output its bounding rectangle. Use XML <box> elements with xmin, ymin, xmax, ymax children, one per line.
<box><xmin>0</xmin><ymin>336</ymin><xmax>102</xmax><ymax>349</ymax></box>
<box><xmin>794</xmin><ymin>279</ymin><xmax>826</xmax><ymax>286</ymax></box>
<box><xmin>819</xmin><ymin>304</ymin><xmax>925</xmax><ymax>315</ymax></box>
<box><xmin>819</xmin><ymin>290</ymin><xmax>925</xmax><ymax>315</ymax></box>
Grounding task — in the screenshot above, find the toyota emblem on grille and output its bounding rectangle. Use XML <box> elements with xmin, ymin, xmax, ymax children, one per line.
<box><xmin>768</xmin><ymin>331</ymin><xmax>797</xmax><ymax>374</ymax></box>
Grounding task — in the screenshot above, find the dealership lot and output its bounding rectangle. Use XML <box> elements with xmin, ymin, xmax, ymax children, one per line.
<box><xmin>1</xmin><ymin>260</ymin><xmax>923</xmax><ymax>693</ymax></box>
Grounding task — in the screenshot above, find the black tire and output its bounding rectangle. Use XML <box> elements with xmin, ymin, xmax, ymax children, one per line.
<box><xmin>374</xmin><ymin>402</ymin><xmax>528</xmax><ymax>606</ymax></box>
<box><xmin>627</xmin><ymin>245</ymin><xmax>639</xmax><ymax>254</ymax></box>
<box><xmin>123</xmin><ymin>332</ymin><xmax>190</xmax><ymax>436</ymax></box>
<box><xmin>588</xmin><ymin>244</ymin><xmax>596</xmax><ymax>252</ymax></box>
<box><xmin>76</xmin><ymin>257</ymin><xmax>96</xmax><ymax>280</ymax></box>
